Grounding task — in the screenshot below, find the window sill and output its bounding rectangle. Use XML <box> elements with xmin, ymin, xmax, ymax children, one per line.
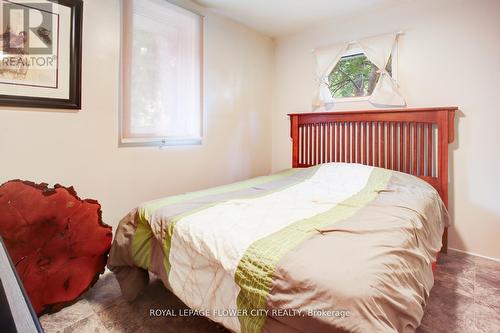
<box><xmin>119</xmin><ymin>137</ymin><xmax>203</xmax><ymax>148</ymax></box>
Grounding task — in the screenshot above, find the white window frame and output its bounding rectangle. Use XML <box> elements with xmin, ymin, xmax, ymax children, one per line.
<box><xmin>118</xmin><ymin>0</ymin><xmax>205</xmax><ymax>148</ymax></box>
<box><xmin>333</xmin><ymin>42</ymin><xmax>398</xmax><ymax>104</ymax></box>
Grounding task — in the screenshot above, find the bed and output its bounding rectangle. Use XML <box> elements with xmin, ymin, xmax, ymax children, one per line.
<box><xmin>108</xmin><ymin>107</ymin><xmax>457</xmax><ymax>333</ymax></box>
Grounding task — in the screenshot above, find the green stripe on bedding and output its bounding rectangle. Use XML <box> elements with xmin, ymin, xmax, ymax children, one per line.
<box><xmin>163</xmin><ymin>166</ymin><xmax>319</xmax><ymax>276</ymax></box>
<box><xmin>131</xmin><ymin>219</ymin><xmax>153</xmax><ymax>269</ymax></box>
<box><xmin>130</xmin><ymin>167</ymin><xmax>321</xmax><ymax>280</ymax></box>
<box><xmin>161</xmin><ymin>167</ymin><xmax>321</xmax><ymax>279</ymax></box>
<box><xmin>130</xmin><ymin>168</ymin><xmax>301</xmax><ymax>270</ymax></box>
<box><xmin>234</xmin><ymin>168</ymin><xmax>392</xmax><ymax>333</ymax></box>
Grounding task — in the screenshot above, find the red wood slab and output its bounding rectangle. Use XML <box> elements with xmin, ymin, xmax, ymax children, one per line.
<box><xmin>0</xmin><ymin>180</ymin><xmax>112</xmax><ymax>315</ymax></box>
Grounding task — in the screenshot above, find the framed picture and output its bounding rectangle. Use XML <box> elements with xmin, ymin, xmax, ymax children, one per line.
<box><xmin>0</xmin><ymin>0</ymin><xmax>82</xmax><ymax>109</ymax></box>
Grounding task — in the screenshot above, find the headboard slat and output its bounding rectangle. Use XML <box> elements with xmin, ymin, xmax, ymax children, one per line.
<box><xmin>289</xmin><ymin>107</ymin><xmax>457</xmax><ymax>253</ymax></box>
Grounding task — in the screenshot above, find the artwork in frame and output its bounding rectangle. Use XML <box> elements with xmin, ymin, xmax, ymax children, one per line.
<box><xmin>0</xmin><ymin>0</ymin><xmax>82</xmax><ymax>109</ymax></box>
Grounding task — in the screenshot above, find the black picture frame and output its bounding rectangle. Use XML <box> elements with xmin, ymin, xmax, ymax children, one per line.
<box><xmin>0</xmin><ymin>0</ymin><xmax>83</xmax><ymax>109</ymax></box>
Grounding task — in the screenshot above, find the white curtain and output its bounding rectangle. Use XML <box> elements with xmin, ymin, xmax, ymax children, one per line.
<box><xmin>312</xmin><ymin>43</ymin><xmax>348</xmax><ymax>108</ymax></box>
<box><xmin>313</xmin><ymin>32</ymin><xmax>405</xmax><ymax>108</ymax></box>
<box><xmin>358</xmin><ymin>33</ymin><xmax>405</xmax><ymax>106</ymax></box>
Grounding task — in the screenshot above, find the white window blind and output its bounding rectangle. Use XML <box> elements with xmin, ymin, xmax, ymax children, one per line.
<box><xmin>121</xmin><ymin>0</ymin><xmax>203</xmax><ymax>146</ymax></box>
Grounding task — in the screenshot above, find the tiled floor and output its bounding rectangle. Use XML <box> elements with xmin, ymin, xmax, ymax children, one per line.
<box><xmin>417</xmin><ymin>251</ymin><xmax>500</xmax><ymax>333</ymax></box>
<box><xmin>40</xmin><ymin>250</ymin><xmax>499</xmax><ymax>333</ymax></box>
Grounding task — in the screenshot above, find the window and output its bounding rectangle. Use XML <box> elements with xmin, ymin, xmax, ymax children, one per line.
<box><xmin>328</xmin><ymin>48</ymin><xmax>393</xmax><ymax>100</ymax></box>
<box><xmin>121</xmin><ymin>0</ymin><xmax>203</xmax><ymax>146</ymax></box>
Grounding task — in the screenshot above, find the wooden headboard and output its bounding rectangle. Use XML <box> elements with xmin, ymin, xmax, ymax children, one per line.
<box><xmin>288</xmin><ymin>107</ymin><xmax>457</xmax><ymax>253</ymax></box>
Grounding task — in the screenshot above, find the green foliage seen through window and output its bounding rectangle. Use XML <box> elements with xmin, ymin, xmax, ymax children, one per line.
<box><xmin>328</xmin><ymin>53</ymin><xmax>392</xmax><ymax>98</ymax></box>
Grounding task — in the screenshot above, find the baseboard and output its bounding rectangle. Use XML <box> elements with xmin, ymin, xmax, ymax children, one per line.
<box><xmin>448</xmin><ymin>247</ymin><xmax>500</xmax><ymax>263</ymax></box>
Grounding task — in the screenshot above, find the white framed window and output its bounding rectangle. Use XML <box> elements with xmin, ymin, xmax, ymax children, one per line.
<box><xmin>120</xmin><ymin>0</ymin><xmax>203</xmax><ymax>146</ymax></box>
<box><xmin>328</xmin><ymin>43</ymin><xmax>398</xmax><ymax>103</ymax></box>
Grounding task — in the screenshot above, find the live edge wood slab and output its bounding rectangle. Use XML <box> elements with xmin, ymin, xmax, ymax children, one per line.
<box><xmin>0</xmin><ymin>180</ymin><xmax>112</xmax><ymax>315</ymax></box>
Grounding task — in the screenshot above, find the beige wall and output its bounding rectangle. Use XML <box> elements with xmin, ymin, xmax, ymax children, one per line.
<box><xmin>0</xmin><ymin>0</ymin><xmax>274</xmax><ymax>229</ymax></box>
<box><xmin>271</xmin><ymin>0</ymin><xmax>500</xmax><ymax>259</ymax></box>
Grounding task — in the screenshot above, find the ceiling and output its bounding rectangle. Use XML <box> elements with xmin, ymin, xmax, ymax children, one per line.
<box><xmin>193</xmin><ymin>0</ymin><xmax>403</xmax><ymax>37</ymax></box>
